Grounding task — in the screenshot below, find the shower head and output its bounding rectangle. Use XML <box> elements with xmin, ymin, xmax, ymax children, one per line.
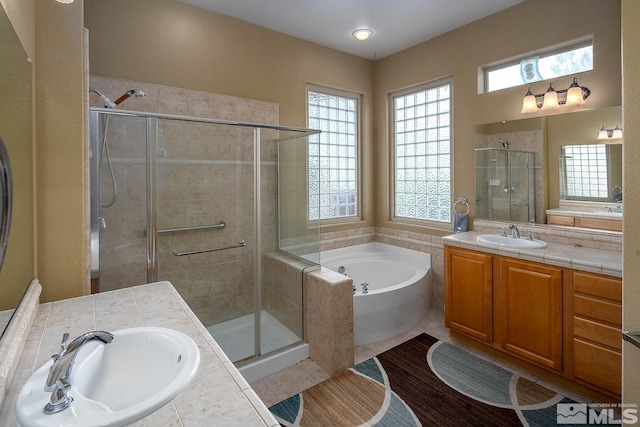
<box><xmin>89</xmin><ymin>87</ymin><xmax>116</xmax><ymax>109</ymax></box>
<box><xmin>114</xmin><ymin>89</ymin><xmax>146</xmax><ymax>106</ymax></box>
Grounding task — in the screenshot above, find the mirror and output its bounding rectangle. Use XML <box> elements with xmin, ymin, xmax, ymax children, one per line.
<box><xmin>0</xmin><ymin>6</ymin><xmax>35</xmax><ymax>337</ymax></box>
<box><xmin>475</xmin><ymin>105</ymin><xmax>622</xmax><ymax>227</ymax></box>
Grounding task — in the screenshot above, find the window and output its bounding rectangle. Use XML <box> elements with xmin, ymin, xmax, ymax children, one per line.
<box><xmin>560</xmin><ymin>144</ymin><xmax>609</xmax><ymax>200</ymax></box>
<box><xmin>307</xmin><ymin>87</ymin><xmax>359</xmax><ymax>221</ymax></box>
<box><xmin>484</xmin><ymin>40</ymin><xmax>593</xmax><ymax>92</ymax></box>
<box><xmin>392</xmin><ymin>80</ymin><xmax>451</xmax><ymax>224</ymax></box>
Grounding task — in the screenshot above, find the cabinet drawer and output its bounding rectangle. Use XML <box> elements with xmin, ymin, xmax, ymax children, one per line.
<box><xmin>573</xmin><ymin>272</ymin><xmax>622</xmax><ymax>301</ymax></box>
<box><xmin>547</xmin><ymin>215</ymin><xmax>575</xmax><ymax>226</ymax></box>
<box><xmin>574</xmin><ymin>317</ymin><xmax>622</xmax><ymax>350</ymax></box>
<box><xmin>573</xmin><ymin>338</ymin><xmax>621</xmax><ymax>396</ymax></box>
<box><xmin>574</xmin><ymin>294</ymin><xmax>622</xmax><ymax>326</ymax></box>
<box><xmin>575</xmin><ymin>217</ymin><xmax>622</xmax><ymax>232</ymax></box>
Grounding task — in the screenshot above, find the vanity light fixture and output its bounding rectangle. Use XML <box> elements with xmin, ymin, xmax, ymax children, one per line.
<box><xmin>56</xmin><ymin>0</ymin><xmax>74</xmax><ymax>3</ymax></box>
<box><xmin>521</xmin><ymin>77</ymin><xmax>590</xmax><ymax>113</ymax></box>
<box><xmin>352</xmin><ymin>28</ymin><xmax>373</xmax><ymax>41</ymax></box>
<box><xmin>598</xmin><ymin>124</ymin><xmax>623</xmax><ymax>140</ymax></box>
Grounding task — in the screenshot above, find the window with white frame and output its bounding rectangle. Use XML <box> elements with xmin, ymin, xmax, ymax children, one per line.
<box><xmin>392</xmin><ymin>80</ymin><xmax>451</xmax><ymax>224</ymax></box>
<box><xmin>484</xmin><ymin>39</ymin><xmax>593</xmax><ymax>92</ymax></box>
<box><xmin>307</xmin><ymin>87</ymin><xmax>359</xmax><ymax>221</ymax></box>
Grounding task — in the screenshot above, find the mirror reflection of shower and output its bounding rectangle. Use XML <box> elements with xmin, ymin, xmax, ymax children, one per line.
<box><xmin>89</xmin><ymin>88</ymin><xmax>145</xmax><ymax>208</ymax></box>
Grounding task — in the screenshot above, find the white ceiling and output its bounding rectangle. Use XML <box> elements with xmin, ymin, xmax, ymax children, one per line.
<box><xmin>177</xmin><ymin>0</ymin><xmax>524</xmax><ymax>60</ymax></box>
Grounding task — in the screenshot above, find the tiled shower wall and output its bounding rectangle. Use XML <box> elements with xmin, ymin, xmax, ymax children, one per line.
<box><xmin>90</xmin><ymin>76</ymin><xmax>301</xmax><ymax>330</ymax></box>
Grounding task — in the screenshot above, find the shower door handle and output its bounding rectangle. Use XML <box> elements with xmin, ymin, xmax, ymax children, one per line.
<box><xmin>172</xmin><ymin>240</ymin><xmax>246</xmax><ymax>256</ymax></box>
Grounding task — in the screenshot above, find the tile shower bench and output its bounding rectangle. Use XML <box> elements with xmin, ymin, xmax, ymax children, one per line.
<box><xmin>0</xmin><ymin>281</ymin><xmax>279</xmax><ymax>426</ymax></box>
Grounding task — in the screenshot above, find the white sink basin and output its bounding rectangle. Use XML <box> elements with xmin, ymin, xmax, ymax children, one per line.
<box><xmin>16</xmin><ymin>327</ymin><xmax>200</xmax><ymax>427</ymax></box>
<box><xmin>476</xmin><ymin>234</ymin><xmax>547</xmax><ymax>249</ymax></box>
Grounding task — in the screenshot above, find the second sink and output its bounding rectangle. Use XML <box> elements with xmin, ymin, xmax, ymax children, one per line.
<box><xmin>477</xmin><ymin>234</ymin><xmax>547</xmax><ymax>249</ymax></box>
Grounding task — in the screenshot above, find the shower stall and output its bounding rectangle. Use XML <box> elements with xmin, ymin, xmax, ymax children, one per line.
<box><xmin>475</xmin><ymin>148</ymin><xmax>535</xmax><ymax>223</ymax></box>
<box><xmin>89</xmin><ymin>108</ymin><xmax>320</xmax><ymax>369</ymax></box>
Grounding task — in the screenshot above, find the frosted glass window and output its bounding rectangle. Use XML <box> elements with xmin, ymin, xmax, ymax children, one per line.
<box><xmin>484</xmin><ymin>40</ymin><xmax>593</xmax><ymax>92</ymax></box>
<box><xmin>562</xmin><ymin>144</ymin><xmax>608</xmax><ymax>199</ymax></box>
<box><xmin>392</xmin><ymin>81</ymin><xmax>451</xmax><ymax>223</ymax></box>
<box><xmin>308</xmin><ymin>88</ymin><xmax>359</xmax><ymax>221</ymax></box>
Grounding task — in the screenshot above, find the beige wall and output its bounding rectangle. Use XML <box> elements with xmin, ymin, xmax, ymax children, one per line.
<box><xmin>373</xmin><ymin>0</ymin><xmax>621</xmax><ymax>237</ymax></box>
<box><xmin>622</xmin><ymin>0</ymin><xmax>640</xmax><ymax>406</ymax></box>
<box><xmin>35</xmin><ymin>0</ymin><xmax>87</xmax><ymax>302</ymax></box>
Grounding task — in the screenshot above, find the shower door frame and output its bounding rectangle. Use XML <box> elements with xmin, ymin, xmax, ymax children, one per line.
<box><xmin>89</xmin><ymin>108</ymin><xmax>319</xmax><ymax>360</ymax></box>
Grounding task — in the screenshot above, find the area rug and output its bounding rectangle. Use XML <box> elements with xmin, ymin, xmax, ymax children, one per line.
<box><xmin>268</xmin><ymin>333</ymin><xmax>579</xmax><ymax>426</ymax></box>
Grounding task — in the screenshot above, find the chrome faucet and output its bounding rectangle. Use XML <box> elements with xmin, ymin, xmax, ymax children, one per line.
<box><xmin>43</xmin><ymin>331</ymin><xmax>115</xmax><ymax>414</ymax></box>
<box><xmin>508</xmin><ymin>224</ymin><xmax>520</xmax><ymax>238</ymax></box>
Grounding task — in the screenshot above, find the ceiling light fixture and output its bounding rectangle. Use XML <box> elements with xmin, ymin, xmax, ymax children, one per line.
<box><xmin>352</xmin><ymin>29</ymin><xmax>373</xmax><ymax>41</ymax></box>
<box><xmin>520</xmin><ymin>77</ymin><xmax>590</xmax><ymax>114</ymax></box>
<box><xmin>56</xmin><ymin>0</ymin><xmax>75</xmax><ymax>3</ymax></box>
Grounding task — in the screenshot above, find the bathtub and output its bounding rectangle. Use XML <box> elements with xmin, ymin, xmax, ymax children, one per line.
<box><xmin>321</xmin><ymin>242</ymin><xmax>431</xmax><ymax>346</ymax></box>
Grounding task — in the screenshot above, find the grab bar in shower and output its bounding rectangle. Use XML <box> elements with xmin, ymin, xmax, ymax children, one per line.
<box><xmin>172</xmin><ymin>239</ymin><xmax>246</xmax><ymax>257</ymax></box>
<box><xmin>158</xmin><ymin>221</ymin><xmax>226</xmax><ymax>234</ymax></box>
<box><xmin>623</xmin><ymin>331</ymin><xmax>640</xmax><ymax>350</ymax></box>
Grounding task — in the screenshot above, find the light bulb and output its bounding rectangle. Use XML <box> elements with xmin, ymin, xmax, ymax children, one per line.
<box><xmin>565</xmin><ymin>77</ymin><xmax>585</xmax><ymax>106</ymax></box>
<box><xmin>612</xmin><ymin>125</ymin><xmax>623</xmax><ymax>139</ymax></box>
<box><xmin>521</xmin><ymin>88</ymin><xmax>538</xmax><ymax>113</ymax></box>
<box><xmin>541</xmin><ymin>83</ymin><xmax>559</xmax><ymax>110</ymax></box>
<box><xmin>597</xmin><ymin>125</ymin><xmax>609</xmax><ymax>140</ymax></box>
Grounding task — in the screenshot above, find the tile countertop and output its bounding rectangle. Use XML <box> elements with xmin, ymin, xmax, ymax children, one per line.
<box><xmin>443</xmin><ymin>231</ymin><xmax>622</xmax><ymax>278</ymax></box>
<box><xmin>0</xmin><ymin>281</ymin><xmax>279</xmax><ymax>427</ymax></box>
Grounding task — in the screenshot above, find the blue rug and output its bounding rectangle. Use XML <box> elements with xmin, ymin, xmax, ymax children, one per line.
<box><xmin>269</xmin><ymin>334</ymin><xmax>605</xmax><ymax>426</ymax></box>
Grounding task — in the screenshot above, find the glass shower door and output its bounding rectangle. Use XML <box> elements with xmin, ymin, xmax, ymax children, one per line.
<box><xmin>154</xmin><ymin>119</ymin><xmax>258</xmax><ymax>363</ymax></box>
<box><xmin>93</xmin><ymin>114</ymin><xmax>150</xmax><ymax>292</ymax></box>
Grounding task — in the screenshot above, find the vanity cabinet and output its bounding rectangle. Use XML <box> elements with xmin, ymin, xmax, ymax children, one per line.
<box><xmin>444</xmin><ymin>246</ymin><xmax>622</xmax><ymax>400</ymax></box>
<box><xmin>498</xmin><ymin>258</ymin><xmax>563</xmax><ymax>371</ymax></box>
<box><xmin>568</xmin><ymin>271</ymin><xmax>622</xmax><ymax>396</ymax></box>
<box><xmin>444</xmin><ymin>248</ymin><xmax>493</xmax><ymax>343</ymax></box>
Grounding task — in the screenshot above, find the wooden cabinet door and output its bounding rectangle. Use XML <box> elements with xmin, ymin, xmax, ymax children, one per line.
<box><xmin>445</xmin><ymin>247</ymin><xmax>493</xmax><ymax>343</ymax></box>
<box><xmin>499</xmin><ymin>258</ymin><xmax>563</xmax><ymax>371</ymax></box>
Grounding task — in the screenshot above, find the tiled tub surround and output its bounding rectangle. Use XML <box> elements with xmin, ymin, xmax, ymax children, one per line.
<box><xmin>444</xmin><ymin>223</ymin><xmax>622</xmax><ymax>277</ymax></box>
<box><xmin>0</xmin><ymin>282</ymin><xmax>279</xmax><ymax>426</ymax></box>
<box><xmin>304</xmin><ymin>267</ymin><xmax>354</xmax><ymax>375</ymax></box>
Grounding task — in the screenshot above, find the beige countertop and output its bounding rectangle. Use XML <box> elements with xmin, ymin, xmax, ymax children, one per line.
<box><xmin>443</xmin><ymin>231</ymin><xmax>622</xmax><ymax>278</ymax></box>
<box><xmin>0</xmin><ymin>281</ymin><xmax>278</xmax><ymax>427</ymax></box>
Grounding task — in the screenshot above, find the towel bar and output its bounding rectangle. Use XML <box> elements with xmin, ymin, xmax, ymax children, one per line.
<box><xmin>453</xmin><ymin>197</ymin><xmax>469</xmax><ymax>214</ymax></box>
<box><xmin>623</xmin><ymin>331</ymin><xmax>640</xmax><ymax>350</ymax></box>
<box><xmin>159</xmin><ymin>221</ymin><xmax>226</xmax><ymax>234</ymax></box>
<box><xmin>172</xmin><ymin>239</ymin><xmax>246</xmax><ymax>257</ymax></box>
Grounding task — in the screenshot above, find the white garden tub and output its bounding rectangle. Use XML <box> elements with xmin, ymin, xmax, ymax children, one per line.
<box><xmin>321</xmin><ymin>242</ymin><xmax>431</xmax><ymax>346</ymax></box>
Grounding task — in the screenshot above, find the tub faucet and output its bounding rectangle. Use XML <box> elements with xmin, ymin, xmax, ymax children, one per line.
<box><xmin>508</xmin><ymin>224</ymin><xmax>520</xmax><ymax>239</ymax></box>
<box><xmin>361</xmin><ymin>283</ymin><xmax>369</xmax><ymax>294</ymax></box>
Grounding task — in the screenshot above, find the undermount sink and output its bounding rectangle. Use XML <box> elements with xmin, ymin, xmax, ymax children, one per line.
<box><xmin>476</xmin><ymin>234</ymin><xmax>548</xmax><ymax>249</ymax></box>
<box><xmin>16</xmin><ymin>327</ymin><xmax>200</xmax><ymax>427</ymax></box>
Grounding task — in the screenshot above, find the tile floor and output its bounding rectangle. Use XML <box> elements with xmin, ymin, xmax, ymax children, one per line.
<box><xmin>250</xmin><ymin>308</ymin><xmax>592</xmax><ymax>408</ymax></box>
